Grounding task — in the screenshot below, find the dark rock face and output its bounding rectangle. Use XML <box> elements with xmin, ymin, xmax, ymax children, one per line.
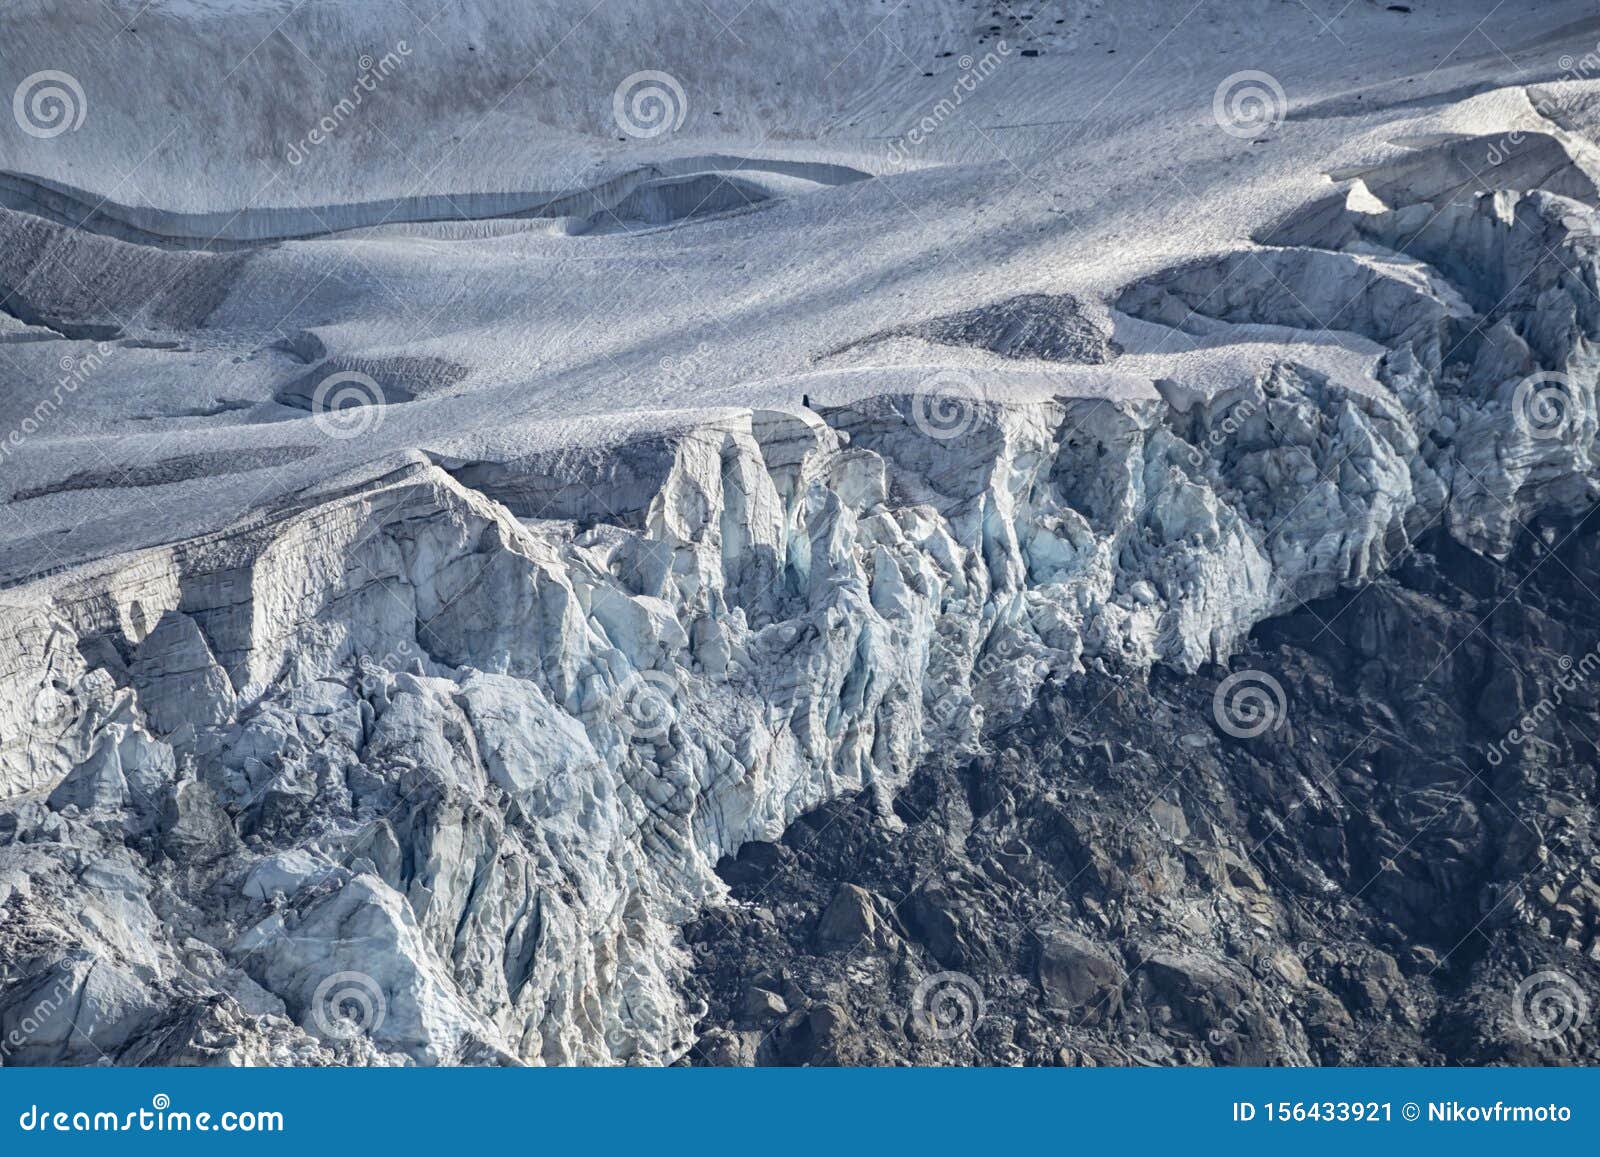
<box><xmin>843</xmin><ymin>293</ymin><xmax>1120</xmax><ymax>365</ymax></box>
<box><xmin>683</xmin><ymin>520</ymin><xmax>1600</xmax><ymax>1066</ymax></box>
<box><xmin>903</xmin><ymin>293</ymin><xmax>1120</xmax><ymax>363</ymax></box>
<box><xmin>1036</xmin><ymin>926</ymin><xmax>1124</xmax><ymax>1023</ymax></box>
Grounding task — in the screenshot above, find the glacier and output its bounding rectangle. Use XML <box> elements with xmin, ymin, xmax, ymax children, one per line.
<box><xmin>3</xmin><ymin>0</ymin><xmax>1600</xmax><ymax>1065</ymax></box>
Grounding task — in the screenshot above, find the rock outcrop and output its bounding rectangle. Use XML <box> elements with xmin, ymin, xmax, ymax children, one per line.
<box><xmin>686</xmin><ymin>522</ymin><xmax>1600</xmax><ymax>1066</ymax></box>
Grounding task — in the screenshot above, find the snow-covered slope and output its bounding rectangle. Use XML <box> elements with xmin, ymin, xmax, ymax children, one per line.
<box><xmin>4</xmin><ymin>0</ymin><xmax>1600</xmax><ymax>1064</ymax></box>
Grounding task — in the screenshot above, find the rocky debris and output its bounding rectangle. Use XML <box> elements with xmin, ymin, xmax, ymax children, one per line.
<box><xmin>816</xmin><ymin>884</ymin><xmax>882</xmax><ymax>948</ymax></box>
<box><xmin>862</xmin><ymin>293</ymin><xmax>1121</xmax><ymax>364</ymax></box>
<box><xmin>1036</xmin><ymin>926</ymin><xmax>1125</xmax><ymax>1023</ymax></box>
<box><xmin>685</xmin><ymin>516</ymin><xmax>1600</xmax><ymax>1065</ymax></box>
<box><xmin>692</xmin><ymin>1027</ymin><xmax>758</xmax><ymax>1066</ymax></box>
<box><xmin>740</xmin><ymin>983</ymin><xmax>788</xmax><ymax>1021</ymax></box>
